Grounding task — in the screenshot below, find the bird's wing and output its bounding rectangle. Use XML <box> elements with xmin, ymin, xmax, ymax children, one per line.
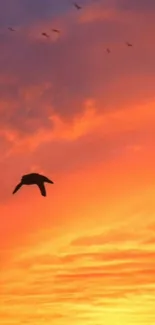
<box><xmin>41</xmin><ymin>175</ymin><xmax>54</xmax><ymax>183</ymax></box>
<box><xmin>37</xmin><ymin>183</ymin><xmax>46</xmax><ymax>196</ymax></box>
<box><xmin>42</xmin><ymin>33</ymin><xmax>48</xmax><ymax>37</ymax></box>
<box><xmin>12</xmin><ymin>182</ymin><xmax>23</xmax><ymax>194</ymax></box>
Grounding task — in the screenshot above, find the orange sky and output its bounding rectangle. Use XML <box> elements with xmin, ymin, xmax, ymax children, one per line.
<box><xmin>1</xmin><ymin>1</ymin><xmax>155</xmax><ymax>324</ymax></box>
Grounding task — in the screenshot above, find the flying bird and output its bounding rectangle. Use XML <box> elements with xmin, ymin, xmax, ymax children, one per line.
<box><xmin>42</xmin><ymin>32</ymin><xmax>50</xmax><ymax>38</ymax></box>
<box><xmin>52</xmin><ymin>29</ymin><xmax>60</xmax><ymax>33</ymax></box>
<box><xmin>12</xmin><ymin>173</ymin><xmax>54</xmax><ymax>197</ymax></box>
<box><xmin>106</xmin><ymin>48</ymin><xmax>111</xmax><ymax>54</ymax></box>
<box><xmin>73</xmin><ymin>2</ymin><xmax>82</xmax><ymax>9</ymax></box>
<box><xmin>126</xmin><ymin>41</ymin><xmax>132</xmax><ymax>47</ymax></box>
<box><xmin>8</xmin><ymin>27</ymin><xmax>15</xmax><ymax>31</ymax></box>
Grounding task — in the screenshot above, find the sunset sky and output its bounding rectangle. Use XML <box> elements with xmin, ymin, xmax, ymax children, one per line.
<box><xmin>1</xmin><ymin>0</ymin><xmax>155</xmax><ymax>324</ymax></box>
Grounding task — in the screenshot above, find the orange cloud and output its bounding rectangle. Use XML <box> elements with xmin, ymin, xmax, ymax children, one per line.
<box><xmin>1</xmin><ymin>1</ymin><xmax>155</xmax><ymax>325</ymax></box>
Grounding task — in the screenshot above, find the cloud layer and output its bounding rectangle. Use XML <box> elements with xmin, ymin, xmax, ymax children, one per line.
<box><xmin>1</xmin><ymin>1</ymin><xmax>155</xmax><ymax>324</ymax></box>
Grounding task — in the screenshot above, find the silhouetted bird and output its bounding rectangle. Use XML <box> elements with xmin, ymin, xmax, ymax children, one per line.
<box><xmin>12</xmin><ymin>173</ymin><xmax>54</xmax><ymax>197</ymax></box>
<box><xmin>8</xmin><ymin>27</ymin><xmax>15</xmax><ymax>31</ymax></box>
<box><xmin>106</xmin><ymin>48</ymin><xmax>110</xmax><ymax>54</ymax></box>
<box><xmin>52</xmin><ymin>29</ymin><xmax>60</xmax><ymax>33</ymax></box>
<box><xmin>126</xmin><ymin>41</ymin><xmax>132</xmax><ymax>47</ymax></box>
<box><xmin>42</xmin><ymin>32</ymin><xmax>50</xmax><ymax>38</ymax></box>
<box><xmin>74</xmin><ymin>2</ymin><xmax>82</xmax><ymax>9</ymax></box>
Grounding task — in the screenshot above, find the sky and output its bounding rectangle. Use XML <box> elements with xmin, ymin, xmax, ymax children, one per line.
<box><xmin>1</xmin><ymin>0</ymin><xmax>155</xmax><ymax>324</ymax></box>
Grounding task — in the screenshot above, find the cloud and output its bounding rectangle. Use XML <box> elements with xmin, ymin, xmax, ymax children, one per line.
<box><xmin>1</xmin><ymin>2</ymin><xmax>155</xmax><ymax>324</ymax></box>
<box><xmin>71</xmin><ymin>229</ymin><xmax>144</xmax><ymax>247</ymax></box>
<box><xmin>3</xmin><ymin>243</ymin><xmax>155</xmax><ymax>302</ymax></box>
<box><xmin>2</xmin><ymin>219</ymin><xmax>155</xmax><ymax>324</ymax></box>
<box><xmin>0</xmin><ymin>1</ymin><xmax>155</xmax><ymax>144</ymax></box>
<box><xmin>117</xmin><ymin>0</ymin><xmax>155</xmax><ymax>11</ymax></box>
<box><xmin>0</xmin><ymin>0</ymin><xmax>69</xmax><ymax>27</ymax></box>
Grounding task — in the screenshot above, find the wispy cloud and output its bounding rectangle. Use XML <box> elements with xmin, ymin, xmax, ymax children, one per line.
<box><xmin>1</xmin><ymin>1</ymin><xmax>155</xmax><ymax>324</ymax></box>
<box><xmin>1</xmin><ymin>225</ymin><xmax>155</xmax><ymax>324</ymax></box>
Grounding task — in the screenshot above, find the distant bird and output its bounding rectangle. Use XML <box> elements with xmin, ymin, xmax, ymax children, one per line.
<box><xmin>73</xmin><ymin>2</ymin><xmax>82</xmax><ymax>9</ymax></box>
<box><xmin>106</xmin><ymin>48</ymin><xmax>111</xmax><ymax>54</ymax></box>
<box><xmin>8</xmin><ymin>27</ymin><xmax>15</xmax><ymax>31</ymax></box>
<box><xmin>12</xmin><ymin>173</ymin><xmax>54</xmax><ymax>197</ymax></box>
<box><xmin>52</xmin><ymin>29</ymin><xmax>60</xmax><ymax>33</ymax></box>
<box><xmin>42</xmin><ymin>32</ymin><xmax>50</xmax><ymax>38</ymax></box>
<box><xmin>126</xmin><ymin>41</ymin><xmax>132</xmax><ymax>47</ymax></box>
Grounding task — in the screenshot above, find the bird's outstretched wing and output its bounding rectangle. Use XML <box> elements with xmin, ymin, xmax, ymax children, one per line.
<box><xmin>42</xmin><ymin>32</ymin><xmax>49</xmax><ymax>38</ymax></box>
<box><xmin>42</xmin><ymin>176</ymin><xmax>54</xmax><ymax>184</ymax></box>
<box><xmin>52</xmin><ymin>29</ymin><xmax>60</xmax><ymax>33</ymax></box>
<box><xmin>38</xmin><ymin>183</ymin><xmax>46</xmax><ymax>196</ymax></box>
<box><xmin>74</xmin><ymin>2</ymin><xmax>81</xmax><ymax>9</ymax></box>
<box><xmin>12</xmin><ymin>182</ymin><xmax>23</xmax><ymax>194</ymax></box>
<box><xmin>8</xmin><ymin>27</ymin><xmax>15</xmax><ymax>31</ymax></box>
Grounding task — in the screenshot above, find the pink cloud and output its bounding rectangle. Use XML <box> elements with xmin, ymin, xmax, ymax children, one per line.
<box><xmin>0</xmin><ymin>2</ymin><xmax>154</xmax><ymax>139</ymax></box>
<box><xmin>1</xmin><ymin>3</ymin><xmax>155</xmax><ymax>324</ymax></box>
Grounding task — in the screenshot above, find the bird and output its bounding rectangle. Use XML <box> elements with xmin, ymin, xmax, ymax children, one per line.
<box><xmin>42</xmin><ymin>32</ymin><xmax>50</xmax><ymax>38</ymax></box>
<box><xmin>73</xmin><ymin>2</ymin><xmax>82</xmax><ymax>9</ymax></box>
<box><xmin>106</xmin><ymin>48</ymin><xmax>111</xmax><ymax>54</ymax></box>
<box><xmin>8</xmin><ymin>27</ymin><xmax>15</xmax><ymax>31</ymax></box>
<box><xmin>126</xmin><ymin>41</ymin><xmax>132</xmax><ymax>47</ymax></box>
<box><xmin>52</xmin><ymin>28</ymin><xmax>60</xmax><ymax>33</ymax></box>
<box><xmin>12</xmin><ymin>173</ymin><xmax>54</xmax><ymax>197</ymax></box>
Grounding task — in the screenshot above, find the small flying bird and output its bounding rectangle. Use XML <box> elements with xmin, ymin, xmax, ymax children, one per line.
<box><xmin>12</xmin><ymin>173</ymin><xmax>54</xmax><ymax>197</ymax></box>
<box><xmin>126</xmin><ymin>41</ymin><xmax>132</xmax><ymax>47</ymax></box>
<box><xmin>42</xmin><ymin>32</ymin><xmax>50</xmax><ymax>38</ymax></box>
<box><xmin>106</xmin><ymin>48</ymin><xmax>111</xmax><ymax>54</ymax></box>
<box><xmin>52</xmin><ymin>29</ymin><xmax>60</xmax><ymax>33</ymax></box>
<box><xmin>73</xmin><ymin>2</ymin><xmax>82</xmax><ymax>9</ymax></box>
<box><xmin>8</xmin><ymin>27</ymin><xmax>15</xmax><ymax>31</ymax></box>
